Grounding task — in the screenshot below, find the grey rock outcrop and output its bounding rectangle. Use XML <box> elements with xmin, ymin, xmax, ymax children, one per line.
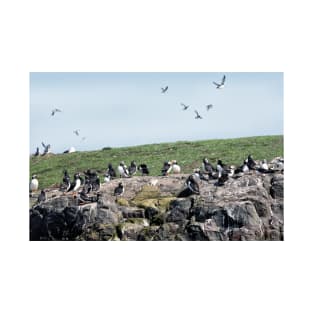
<box><xmin>30</xmin><ymin>170</ymin><xmax>284</xmax><ymax>241</ymax></box>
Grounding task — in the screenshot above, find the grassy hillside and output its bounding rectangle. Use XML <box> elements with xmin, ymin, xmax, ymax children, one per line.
<box><xmin>30</xmin><ymin>135</ymin><xmax>283</xmax><ymax>189</ymax></box>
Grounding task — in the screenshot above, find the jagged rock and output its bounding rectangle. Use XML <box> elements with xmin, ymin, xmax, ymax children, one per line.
<box><xmin>30</xmin><ymin>170</ymin><xmax>284</xmax><ymax>241</ymax></box>
<box><xmin>270</xmin><ymin>174</ymin><xmax>284</xmax><ymax>199</ymax></box>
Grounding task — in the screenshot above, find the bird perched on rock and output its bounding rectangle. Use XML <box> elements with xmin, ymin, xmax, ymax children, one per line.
<box><xmin>246</xmin><ymin>155</ymin><xmax>256</xmax><ymax>170</ymax></box>
<box><xmin>117</xmin><ymin>161</ymin><xmax>130</xmax><ymax>178</ymax></box>
<box><xmin>193</xmin><ymin>168</ymin><xmax>209</xmax><ymax>181</ymax></box>
<box><xmin>107</xmin><ymin>163</ymin><xmax>117</xmax><ymax>178</ymax></box>
<box><xmin>128</xmin><ymin>161</ymin><xmax>137</xmax><ymax>176</ymax></box>
<box><xmin>185</xmin><ymin>174</ymin><xmax>200</xmax><ymax>194</ymax></box>
<box><xmin>60</xmin><ymin>170</ymin><xmax>71</xmax><ymax>192</ymax></box>
<box><xmin>37</xmin><ymin>189</ymin><xmax>46</xmax><ymax>203</ymax></box>
<box><xmin>67</xmin><ymin>173</ymin><xmax>81</xmax><ymax>193</ymax></box>
<box><xmin>202</xmin><ymin>158</ymin><xmax>214</xmax><ymax>178</ymax></box>
<box><xmin>103</xmin><ymin>173</ymin><xmax>111</xmax><ymax>183</ymax></box>
<box><xmin>82</xmin><ymin>176</ymin><xmax>92</xmax><ymax>194</ymax></box>
<box><xmin>161</xmin><ymin>161</ymin><xmax>172</xmax><ymax>176</ymax></box>
<box><xmin>216</xmin><ymin>171</ymin><xmax>229</xmax><ymax>186</ymax></box>
<box><xmin>161</xmin><ymin>86</ymin><xmax>168</xmax><ymax>93</ymax></box>
<box><xmin>30</xmin><ymin>174</ymin><xmax>39</xmax><ymax>196</ymax></box>
<box><xmin>138</xmin><ymin>164</ymin><xmax>150</xmax><ymax>176</ymax></box>
<box><xmin>216</xmin><ymin>160</ymin><xmax>225</xmax><ymax>178</ymax></box>
<box><xmin>213</xmin><ymin>74</ymin><xmax>226</xmax><ymax>89</ymax></box>
<box><xmin>51</xmin><ymin>108</ymin><xmax>61</xmax><ymax>116</ymax></box>
<box><xmin>171</xmin><ymin>160</ymin><xmax>181</xmax><ymax>174</ymax></box>
<box><xmin>114</xmin><ymin>182</ymin><xmax>124</xmax><ymax>196</ymax></box>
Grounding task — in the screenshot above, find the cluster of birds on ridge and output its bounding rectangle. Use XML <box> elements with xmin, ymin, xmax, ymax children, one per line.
<box><xmin>30</xmin><ymin>154</ymin><xmax>284</xmax><ymax>206</ymax></box>
<box><xmin>32</xmin><ymin>74</ymin><xmax>226</xmax><ymax>156</ymax></box>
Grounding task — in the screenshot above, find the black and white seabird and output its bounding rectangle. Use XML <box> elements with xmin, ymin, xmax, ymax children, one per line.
<box><xmin>186</xmin><ymin>174</ymin><xmax>200</xmax><ymax>195</ymax></box>
<box><xmin>73</xmin><ymin>129</ymin><xmax>80</xmax><ymax>136</ymax></box>
<box><xmin>181</xmin><ymin>103</ymin><xmax>189</xmax><ymax>110</ymax></box>
<box><xmin>202</xmin><ymin>158</ymin><xmax>214</xmax><ymax>178</ymax></box>
<box><xmin>171</xmin><ymin>160</ymin><xmax>181</xmax><ymax>174</ymax></box>
<box><xmin>37</xmin><ymin>189</ymin><xmax>46</xmax><ymax>203</ymax></box>
<box><xmin>193</xmin><ymin>168</ymin><xmax>209</xmax><ymax>181</ymax></box>
<box><xmin>107</xmin><ymin>163</ymin><xmax>117</xmax><ymax>178</ymax></box>
<box><xmin>194</xmin><ymin>110</ymin><xmax>203</xmax><ymax>119</ymax></box>
<box><xmin>117</xmin><ymin>162</ymin><xmax>130</xmax><ymax>178</ymax></box>
<box><xmin>216</xmin><ymin>160</ymin><xmax>225</xmax><ymax>178</ymax></box>
<box><xmin>161</xmin><ymin>86</ymin><xmax>168</xmax><ymax>93</ymax></box>
<box><xmin>51</xmin><ymin>108</ymin><xmax>61</xmax><ymax>116</ymax></box>
<box><xmin>161</xmin><ymin>161</ymin><xmax>172</xmax><ymax>176</ymax></box>
<box><xmin>34</xmin><ymin>147</ymin><xmax>40</xmax><ymax>156</ymax></box>
<box><xmin>60</xmin><ymin>170</ymin><xmax>71</xmax><ymax>192</ymax></box>
<box><xmin>67</xmin><ymin>173</ymin><xmax>81</xmax><ymax>193</ymax></box>
<box><xmin>216</xmin><ymin>171</ymin><xmax>229</xmax><ymax>186</ymax></box>
<box><xmin>82</xmin><ymin>176</ymin><xmax>92</xmax><ymax>194</ymax></box>
<box><xmin>103</xmin><ymin>173</ymin><xmax>111</xmax><ymax>183</ymax></box>
<box><xmin>138</xmin><ymin>164</ymin><xmax>150</xmax><ymax>176</ymax></box>
<box><xmin>30</xmin><ymin>175</ymin><xmax>39</xmax><ymax>194</ymax></box>
<box><xmin>128</xmin><ymin>161</ymin><xmax>137</xmax><ymax>176</ymax></box>
<box><xmin>63</xmin><ymin>147</ymin><xmax>76</xmax><ymax>154</ymax></box>
<box><xmin>41</xmin><ymin>142</ymin><xmax>51</xmax><ymax>155</ymax></box>
<box><xmin>213</xmin><ymin>75</ymin><xmax>226</xmax><ymax>89</ymax></box>
<box><xmin>246</xmin><ymin>155</ymin><xmax>256</xmax><ymax>170</ymax></box>
<box><xmin>206</xmin><ymin>104</ymin><xmax>213</xmax><ymax>111</ymax></box>
<box><xmin>114</xmin><ymin>182</ymin><xmax>124</xmax><ymax>196</ymax></box>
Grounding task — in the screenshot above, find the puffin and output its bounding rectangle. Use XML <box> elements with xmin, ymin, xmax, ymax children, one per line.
<box><xmin>103</xmin><ymin>173</ymin><xmax>111</xmax><ymax>183</ymax></box>
<box><xmin>37</xmin><ymin>189</ymin><xmax>46</xmax><ymax>203</ymax></box>
<box><xmin>114</xmin><ymin>182</ymin><xmax>124</xmax><ymax>196</ymax></box>
<box><xmin>216</xmin><ymin>160</ymin><xmax>225</xmax><ymax>178</ymax></box>
<box><xmin>161</xmin><ymin>161</ymin><xmax>172</xmax><ymax>176</ymax></box>
<box><xmin>246</xmin><ymin>155</ymin><xmax>256</xmax><ymax>169</ymax></box>
<box><xmin>171</xmin><ymin>160</ymin><xmax>181</xmax><ymax>174</ymax></box>
<box><xmin>34</xmin><ymin>147</ymin><xmax>40</xmax><ymax>156</ymax></box>
<box><xmin>202</xmin><ymin>158</ymin><xmax>214</xmax><ymax>178</ymax></box>
<box><xmin>107</xmin><ymin>163</ymin><xmax>117</xmax><ymax>178</ymax></box>
<box><xmin>67</xmin><ymin>173</ymin><xmax>81</xmax><ymax>193</ymax></box>
<box><xmin>185</xmin><ymin>174</ymin><xmax>200</xmax><ymax>195</ymax></box>
<box><xmin>128</xmin><ymin>161</ymin><xmax>137</xmax><ymax>176</ymax></box>
<box><xmin>30</xmin><ymin>174</ymin><xmax>39</xmax><ymax>195</ymax></box>
<box><xmin>138</xmin><ymin>164</ymin><xmax>150</xmax><ymax>176</ymax></box>
<box><xmin>117</xmin><ymin>162</ymin><xmax>129</xmax><ymax>178</ymax></box>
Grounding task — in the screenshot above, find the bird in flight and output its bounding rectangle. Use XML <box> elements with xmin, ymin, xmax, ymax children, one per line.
<box><xmin>206</xmin><ymin>104</ymin><xmax>213</xmax><ymax>111</ymax></box>
<box><xmin>213</xmin><ymin>75</ymin><xmax>226</xmax><ymax>89</ymax></box>
<box><xmin>194</xmin><ymin>110</ymin><xmax>203</xmax><ymax>119</ymax></box>
<box><xmin>181</xmin><ymin>103</ymin><xmax>189</xmax><ymax>110</ymax></box>
<box><xmin>51</xmin><ymin>108</ymin><xmax>62</xmax><ymax>116</ymax></box>
<box><xmin>161</xmin><ymin>86</ymin><xmax>168</xmax><ymax>93</ymax></box>
<box><xmin>73</xmin><ymin>130</ymin><xmax>80</xmax><ymax>136</ymax></box>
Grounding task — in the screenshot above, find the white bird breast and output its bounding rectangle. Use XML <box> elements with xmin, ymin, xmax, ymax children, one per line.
<box><xmin>74</xmin><ymin>179</ymin><xmax>81</xmax><ymax>191</ymax></box>
<box><xmin>30</xmin><ymin>178</ymin><xmax>39</xmax><ymax>191</ymax></box>
<box><xmin>172</xmin><ymin>164</ymin><xmax>181</xmax><ymax>174</ymax></box>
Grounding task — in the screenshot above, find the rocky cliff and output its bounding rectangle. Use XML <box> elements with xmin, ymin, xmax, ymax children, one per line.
<box><xmin>29</xmin><ymin>172</ymin><xmax>284</xmax><ymax>241</ymax></box>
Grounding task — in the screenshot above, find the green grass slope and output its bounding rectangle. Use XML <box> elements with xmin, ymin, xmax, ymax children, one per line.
<box><xmin>30</xmin><ymin>135</ymin><xmax>283</xmax><ymax>189</ymax></box>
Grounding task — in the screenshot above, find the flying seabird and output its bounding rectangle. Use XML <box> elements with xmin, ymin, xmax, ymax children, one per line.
<box><xmin>161</xmin><ymin>86</ymin><xmax>168</xmax><ymax>93</ymax></box>
<box><xmin>194</xmin><ymin>110</ymin><xmax>203</xmax><ymax>119</ymax></box>
<box><xmin>181</xmin><ymin>103</ymin><xmax>189</xmax><ymax>110</ymax></box>
<box><xmin>51</xmin><ymin>108</ymin><xmax>61</xmax><ymax>116</ymax></box>
<box><xmin>206</xmin><ymin>104</ymin><xmax>213</xmax><ymax>111</ymax></box>
<box><xmin>213</xmin><ymin>75</ymin><xmax>226</xmax><ymax>89</ymax></box>
<box><xmin>41</xmin><ymin>142</ymin><xmax>51</xmax><ymax>155</ymax></box>
<box><xmin>114</xmin><ymin>182</ymin><xmax>124</xmax><ymax>196</ymax></box>
<box><xmin>128</xmin><ymin>161</ymin><xmax>137</xmax><ymax>176</ymax></box>
<box><xmin>73</xmin><ymin>130</ymin><xmax>80</xmax><ymax>136</ymax></box>
<box><xmin>138</xmin><ymin>164</ymin><xmax>150</xmax><ymax>176</ymax></box>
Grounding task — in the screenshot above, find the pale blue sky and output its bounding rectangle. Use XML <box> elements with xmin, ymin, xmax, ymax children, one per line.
<box><xmin>30</xmin><ymin>72</ymin><xmax>283</xmax><ymax>154</ymax></box>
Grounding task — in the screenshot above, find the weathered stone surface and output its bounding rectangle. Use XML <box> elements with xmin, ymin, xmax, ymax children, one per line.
<box><xmin>30</xmin><ymin>170</ymin><xmax>284</xmax><ymax>241</ymax></box>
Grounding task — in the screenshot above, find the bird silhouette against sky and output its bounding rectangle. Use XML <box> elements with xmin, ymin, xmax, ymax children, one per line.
<box><xmin>194</xmin><ymin>110</ymin><xmax>203</xmax><ymax>119</ymax></box>
<box><xmin>51</xmin><ymin>108</ymin><xmax>61</xmax><ymax>116</ymax></box>
<box><xmin>181</xmin><ymin>103</ymin><xmax>189</xmax><ymax>110</ymax></box>
<box><xmin>213</xmin><ymin>75</ymin><xmax>226</xmax><ymax>89</ymax></box>
<box><xmin>161</xmin><ymin>86</ymin><xmax>168</xmax><ymax>93</ymax></box>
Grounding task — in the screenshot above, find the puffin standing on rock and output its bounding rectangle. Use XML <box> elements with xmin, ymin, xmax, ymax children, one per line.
<box><xmin>138</xmin><ymin>164</ymin><xmax>150</xmax><ymax>176</ymax></box>
<box><xmin>171</xmin><ymin>160</ymin><xmax>181</xmax><ymax>174</ymax></box>
<box><xmin>114</xmin><ymin>182</ymin><xmax>124</xmax><ymax>196</ymax></box>
<box><xmin>117</xmin><ymin>162</ymin><xmax>130</xmax><ymax>178</ymax></box>
<box><xmin>186</xmin><ymin>174</ymin><xmax>200</xmax><ymax>195</ymax></box>
<box><xmin>128</xmin><ymin>161</ymin><xmax>137</xmax><ymax>176</ymax></box>
<box><xmin>67</xmin><ymin>173</ymin><xmax>81</xmax><ymax>194</ymax></box>
<box><xmin>107</xmin><ymin>163</ymin><xmax>117</xmax><ymax>178</ymax></box>
<box><xmin>161</xmin><ymin>161</ymin><xmax>172</xmax><ymax>176</ymax></box>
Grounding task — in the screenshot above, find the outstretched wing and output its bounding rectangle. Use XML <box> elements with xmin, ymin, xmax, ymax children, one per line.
<box><xmin>194</xmin><ymin>110</ymin><xmax>199</xmax><ymax>115</ymax></box>
<box><xmin>213</xmin><ymin>81</ymin><xmax>219</xmax><ymax>87</ymax></box>
<box><xmin>41</xmin><ymin>142</ymin><xmax>46</xmax><ymax>148</ymax></box>
<box><xmin>55</xmin><ymin>108</ymin><xmax>62</xmax><ymax>112</ymax></box>
<box><xmin>221</xmin><ymin>75</ymin><xmax>226</xmax><ymax>84</ymax></box>
<box><xmin>206</xmin><ymin>104</ymin><xmax>213</xmax><ymax>110</ymax></box>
